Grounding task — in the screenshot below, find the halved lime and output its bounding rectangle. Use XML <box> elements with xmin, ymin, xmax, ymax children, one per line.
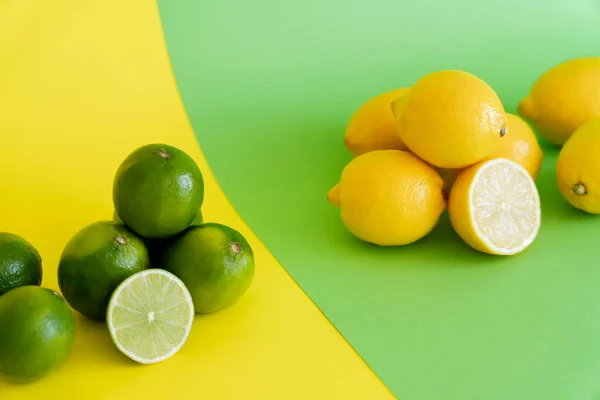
<box><xmin>106</xmin><ymin>269</ymin><xmax>194</xmax><ymax>364</ymax></box>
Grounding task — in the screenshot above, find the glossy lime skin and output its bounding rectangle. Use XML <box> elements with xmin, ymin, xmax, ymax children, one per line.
<box><xmin>113</xmin><ymin>144</ymin><xmax>204</xmax><ymax>238</ymax></box>
<box><xmin>0</xmin><ymin>286</ymin><xmax>75</xmax><ymax>384</ymax></box>
<box><xmin>0</xmin><ymin>232</ymin><xmax>42</xmax><ymax>296</ymax></box>
<box><xmin>162</xmin><ymin>223</ymin><xmax>255</xmax><ymax>313</ymax></box>
<box><xmin>57</xmin><ymin>221</ymin><xmax>150</xmax><ymax>320</ymax></box>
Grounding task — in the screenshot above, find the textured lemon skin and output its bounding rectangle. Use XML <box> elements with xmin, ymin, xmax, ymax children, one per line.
<box><xmin>344</xmin><ymin>88</ymin><xmax>410</xmax><ymax>156</ymax></box>
<box><xmin>329</xmin><ymin>150</ymin><xmax>446</xmax><ymax>246</ymax></box>
<box><xmin>557</xmin><ymin>119</ymin><xmax>600</xmax><ymax>214</ymax></box>
<box><xmin>484</xmin><ymin>113</ymin><xmax>543</xmax><ymax>179</ymax></box>
<box><xmin>394</xmin><ymin>70</ymin><xmax>506</xmax><ymax>169</ymax></box>
<box><xmin>519</xmin><ymin>57</ymin><xmax>600</xmax><ymax>146</ymax></box>
<box><xmin>448</xmin><ymin>161</ymin><xmax>492</xmax><ymax>254</ymax></box>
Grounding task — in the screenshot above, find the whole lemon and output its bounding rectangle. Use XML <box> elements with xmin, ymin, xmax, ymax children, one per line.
<box><xmin>344</xmin><ymin>88</ymin><xmax>410</xmax><ymax>157</ymax></box>
<box><xmin>519</xmin><ymin>57</ymin><xmax>600</xmax><ymax>146</ymax></box>
<box><xmin>327</xmin><ymin>150</ymin><xmax>446</xmax><ymax>246</ymax></box>
<box><xmin>484</xmin><ymin>113</ymin><xmax>543</xmax><ymax>179</ymax></box>
<box><xmin>556</xmin><ymin>119</ymin><xmax>600</xmax><ymax>213</ymax></box>
<box><xmin>393</xmin><ymin>70</ymin><xmax>507</xmax><ymax>169</ymax></box>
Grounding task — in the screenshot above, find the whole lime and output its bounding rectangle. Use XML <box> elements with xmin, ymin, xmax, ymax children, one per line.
<box><xmin>113</xmin><ymin>144</ymin><xmax>204</xmax><ymax>238</ymax></box>
<box><xmin>0</xmin><ymin>233</ymin><xmax>42</xmax><ymax>296</ymax></box>
<box><xmin>0</xmin><ymin>286</ymin><xmax>75</xmax><ymax>383</ymax></box>
<box><xmin>57</xmin><ymin>221</ymin><xmax>150</xmax><ymax>320</ymax></box>
<box><xmin>162</xmin><ymin>223</ymin><xmax>255</xmax><ymax>313</ymax></box>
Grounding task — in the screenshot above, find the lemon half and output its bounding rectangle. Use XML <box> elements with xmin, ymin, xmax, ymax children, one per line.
<box><xmin>449</xmin><ymin>158</ymin><xmax>541</xmax><ymax>255</ymax></box>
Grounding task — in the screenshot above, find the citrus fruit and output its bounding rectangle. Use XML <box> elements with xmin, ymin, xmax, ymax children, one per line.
<box><xmin>327</xmin><ymin>150</ymin><xmax>446</xmax><ymax>246</ymax></box>
<box><xmin>344</xmin><ymin>87</ymin><xmax>410</xmax><ymax>156</ymax></box>
<box><xmin>162</xmin><ymin>223</ymin><xmax>255</xmax><ymax>313</ymax></box>
<box><xmin>0</xmin><ymin>286</ymin><xmax>75</xmax><ymax>383</ymax></box>
<box><xmin>57</xmin><ymin>221</ymin><xmax>150</xmax><ymax>320</ymax></box>
<box><xmin>519</xmin><ymin>57</ymin><xmax>600</xmax><ymax>146</ymax></box>
<box><xmin>448</xmin><ymin>158</ymin><xmax>541</xmax><ymax>255</ymax></box>
<box><xmin>107</xmin><ymin>269</ymin><xmax>194</xmax><ymax>364</ymax></box>
<box><xmin>393</xmin><ymin>70</ymin><xmax>507</xmax><ymax>169</ymax></box>
<box><xmin>113</xmin><ymin>144</ymin><xmax>204</xmax><ymax>238</ymax></box>
<box><xmin>0</xmin><ymin>232</ymin><xmax>42</xmax><ymax>296</ymax></box>
<box><xmin>113</xmin><ymin>209</ymin><xmax>203</xmax><ymax>226</ymax></box>
<box><xmin>484</xmin><ymin>113</ymin><xmax>543</xmax><ymax>179</ymax></box>
<box><xmin>556</xmin><ymin>119</ymin><xmax>600</xmax><ymax>213</ymax></box>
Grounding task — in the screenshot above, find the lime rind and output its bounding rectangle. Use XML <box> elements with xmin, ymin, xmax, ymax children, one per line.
<box><xmin>107</xmin><ymin>269</ymin><xmax>194</xmax><ymax>364</ymax></box>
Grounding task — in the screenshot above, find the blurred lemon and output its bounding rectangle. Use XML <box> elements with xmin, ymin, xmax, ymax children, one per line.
<box><xmin>556</xmin><ymin>119</ymin><xmax>600</xmax><ymax>213</ymax></box>
<box><xmin>344</xmin><ymin>88</ymin><xmax>409</xmax><ymax>156</ymax></box>
<box><xmin>519</xmin><ymin>57</ymin><xmax>600</xmax><ymax>146</ymax></box>
<box><xmin>327</xmin><ymin>150</ymin><xmax>446</xmax><ymax>246</ymax></box>
<box><xmin>393</xmin><ymin>70</ymin><xmax>507</xmax><ymax>169</ymax></box>
<box><xmin>449</xmin><ymin>158</ymin><xmax>541</xmax><ymax>255</ymax></box>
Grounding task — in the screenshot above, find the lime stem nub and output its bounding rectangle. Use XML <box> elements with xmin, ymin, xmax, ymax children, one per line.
<box><xmin>231</xmin><ymin>242</ymin><xmax>241</xmax><ymax>254</ymax></box>
<box><xmin>500</xmin><ymin>126</ymin><xmax>507</xmax><ymax>138</ymax></box>
<box><xmin>573</xmin><ymin>182</ymin><xmax>587</xmax><ymax>196</ymax></box>
<box><xmin>158</xmin><ymin>149</ymin><xmax>172</xmax><ymax>159</ymax></box>
<box><xmin>116</xmin><ymin>236</ymin><xmax>127</xmax><ymax>245</ymax></box>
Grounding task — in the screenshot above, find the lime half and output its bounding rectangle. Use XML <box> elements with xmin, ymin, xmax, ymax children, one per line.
<box><xmin>107</xmin><ymin>269</ymin><xmax>194</xmax><ymax>364</ymax></box>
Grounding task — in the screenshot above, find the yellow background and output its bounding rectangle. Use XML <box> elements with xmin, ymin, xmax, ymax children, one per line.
<box><xmin>0</xmin><ymin>1</ymin><xmax>392</xmax><ymax>398</ymax></box>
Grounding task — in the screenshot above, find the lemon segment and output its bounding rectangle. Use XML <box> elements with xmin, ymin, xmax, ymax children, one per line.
<box><xmin>449</xmin><ymin>158</ymin><xmax>541</xmax><ymax>255</ymax></box>
<box><xmin>107</xmin><ymin>269</ymin><xmax>194</xmax><ymax>365</ymax></box>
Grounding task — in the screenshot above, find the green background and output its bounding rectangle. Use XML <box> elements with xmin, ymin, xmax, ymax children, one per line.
<box><xmin>158</xmin><ymin>1</ymin><xmax>600</xmax><ymax>398</ymax></box>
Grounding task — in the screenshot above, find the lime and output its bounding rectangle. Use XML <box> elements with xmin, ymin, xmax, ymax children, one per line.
<box><xmin>107</xmin><ymin>269</ymin><xmax>194</xmax><ymax>364</ymax></box>
<box><xmin>113</xmin><ymin>208</ymin><xmax>203</xmax><ymax>227</ymax></box>
<box><xmin>162</xmin><ymin>223</ymin><xmax>255</xmax><ymax>313</ymax></box>
<box><xmin>113</xmin><ymin>144</ymin><xmax>204</xmax><ymax>239</ymax></box>
<box><xmin>57</xmin><ymin>221</ymin><xmax>150</xmax><ymax>320</ymax></box>
<box><xmin>0</xmin><ymin>286</ymin><xmax>75</xmax><ymax>383</ymax></box>
<box><xmin>0</xmin><ymin>232</ymin><xmax>42</xmax><ymax>296</ymax></box>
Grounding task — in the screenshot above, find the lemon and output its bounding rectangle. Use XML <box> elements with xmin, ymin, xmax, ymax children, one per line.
<box><xmin>393</xmin><ymin>70</ymin><xmax>507</xmax><ymax>169</ymax></box>
<box><xmin>107</xmin><ymin>269</ymin><xmax>194</xmax><ymax>364</ymax></box>
<box><xmin>556</xmin><ymin>119</ymin><xmax>600</xmax><ymax>213</ymax></box>
<box><xmin>0</xmin><ymin>286</ymin><xmax>75</xmax><ymax>383</ymax></box>
<box><xmin>0</xmin><ymin>232</ymin><xmax>42</xmax><ymax>296</ymax></box>
<box><xmin>162</xmin><ymin>223</ymin><xmax>255</xmax><ymax>313</ymax></box>
<box><xmin>344</xmin><ymin>88</ymin><xmax>410</xmax><ymax>156</ymax></box>
<box><xmin>519</xmin><ymin>57</ymin><xmax>600</xmax><ymax>146</ymax></box>
<box><xmin>327</xmin><ymin>150</ymin><xmax>446</xmax><ymax>246</ymax></box>
<box><xmin>448</xmin><ymin>158</ymin><xmax>541</xmax><ymax>255</ymax></box>
<box><xmin>484</xmin><ymin>113</ymin><xmax>543</xmax><ymax>179</ymax></box>
<box><xmin>57</xmin><ymin>221</ymin><xmax>150</xmax><ymax>320</ymax></box>
<box><xmin>113</xmin><ymin>144</ymin><xmax>205</xmax><ymax>238</ymax></box>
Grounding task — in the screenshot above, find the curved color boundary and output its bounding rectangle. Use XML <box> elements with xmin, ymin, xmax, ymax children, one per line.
<box><xmin>0</xmin><ymin>1</ymin><xmax>392</xmax><ymax>398</ymax></box>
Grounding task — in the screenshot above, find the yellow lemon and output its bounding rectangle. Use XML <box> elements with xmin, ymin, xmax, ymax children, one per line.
<box><xmin>519</xmin><ymin>57</ymin><xmax>600</xmax><ymax>146</ymax></box>
<box><xmin>327</xmin><ymin>150</ymin><xmax>446</xmax><ymax>246</ymax></box>
<box><xmin>393</xmin><ymin>70</ymin><xmax>507</xmax><ymax>169</ymax></box>
<box><xmin>556</xmin><ymin>119</ymin><xmax>600</xmax><ymax>213</ymax></box>
<box><xmin>435</xmin><ymin>114</ymin><xmax>544</xmax><ymax>191</ymax></box>
<box><xmin>484</xmin><ymin>113</ymin><xmax>544</xmax><ymax>179</ymax></box>
<box><xmin>449</xmin><ymin>158</ymin><xmax>541</xmax><ymax>255</ymax></box>
<box><xmin>344</xmin><ymin>88</ymin><xmax>410</xmax><ymax>156</ymax></box>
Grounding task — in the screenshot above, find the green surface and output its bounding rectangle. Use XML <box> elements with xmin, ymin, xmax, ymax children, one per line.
<box><xmin>158</xmin><ymin>1</ymin><xmax>600</xmax><ymax>398</ymax></box>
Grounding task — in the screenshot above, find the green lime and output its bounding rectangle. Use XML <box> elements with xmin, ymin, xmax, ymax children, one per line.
<box><xmin>162</xmin><ymin>223</ymin><xmax>255</xmax><ymax>313</ymax></box>
<box><xmin>0</xmin><ymin>286</ymin><xmax>75</xmax><ymax>383</ymax></box>
<box><xmin>113</xmin><ymin>144</ymin><xmax>204</xmax><ymax>239</ymax></box>
<box><xmin>0</xmin><ymin>233</ymin><xmax>42</xmax><ymax>296</ymax></box>
<box><xmin>113</xmin><ymin>208</ymin><xmax>203</xmax><ymax>227</ymax></box>
<box><xmin>57</xmin><ymin>221</ymin><xmax>150</xmax><ymax>320</ymax></box>
<box><xmin>107</xmin><ymin>269</ymin><xmax>194</xmax><ymax>364</ymax></box>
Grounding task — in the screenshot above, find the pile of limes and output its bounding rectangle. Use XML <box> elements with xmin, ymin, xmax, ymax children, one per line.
<box><xmin>331</xmin><ymin>57</ymin><xmax>600</xmax><ymax>255</ymax></box>
<box><xmin>0</xmin><ymin>143</ymin><xmax>255</xmax><ymax>383</ymax></box>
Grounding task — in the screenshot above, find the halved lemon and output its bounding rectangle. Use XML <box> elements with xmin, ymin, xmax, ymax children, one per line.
<box><xmin>107</xmin><ymin>269</ymin><xmax>195</xmax><ymax>364</ymax></box>
<box><xmin>448</xmin><ymin>158</ymin><xmax>541</xmax><ymax>255</ymax></box>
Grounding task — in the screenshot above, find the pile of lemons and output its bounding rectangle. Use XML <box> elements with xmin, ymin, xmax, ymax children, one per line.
<box><xmin>329</xmin><ymin>57</ymin><xmax>600</xmax><ymax>255</ymax></box>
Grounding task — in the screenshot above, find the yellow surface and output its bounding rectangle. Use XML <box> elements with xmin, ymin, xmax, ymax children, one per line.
<box><xmin>0</xmin><ymin>1</ymin><xmax>393</xmax><ymax>398</ymax></box>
